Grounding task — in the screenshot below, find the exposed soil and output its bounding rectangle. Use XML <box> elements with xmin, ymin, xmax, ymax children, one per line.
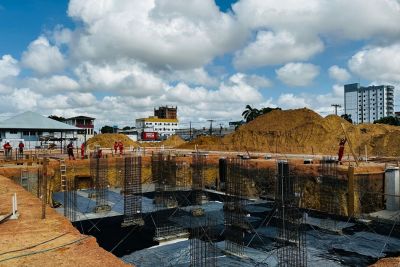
<box><xmin>87</xmin><ymin>133</ymin><xmax>138</xmax><ymax>150</ymax></box>
<box><xmin>0</xmin><ymin>175</ymin><xmax>129</xmax><ymax>267</ymax></box>
<box><xmin>179</xmin><ymin>108</ymin><xmax>400</xmax><ymax>157</ymax></box>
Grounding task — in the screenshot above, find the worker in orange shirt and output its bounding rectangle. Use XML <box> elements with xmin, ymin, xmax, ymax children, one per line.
<box><xmin>118</xmin><ymin>140</ymin><xmax>124</xmax><ymax>155</ymax></box>
<box><xmin>113</xmin><ymin>141</ymin><xmax>118</xmax><ymax>155</ymax></box>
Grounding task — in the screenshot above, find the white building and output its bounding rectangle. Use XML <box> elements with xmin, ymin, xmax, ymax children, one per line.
<box><xmin>0</xmin><ymin>111</ymin><xmax>80</xmax><ymax>149</ymax></box>
<box><xmin>136</xmin><ymin>117</ymin><xmax>179</xmax><ymax>139</ymax></box>
<box><xmin>344</xmin><ymin>83</ymin><xmax>395</xmax><ymax>124</ymax></box>
<box><xmin>64</xmin><ymin>116</ymin><xmax>95</xmax><ymax>145</ymax></box>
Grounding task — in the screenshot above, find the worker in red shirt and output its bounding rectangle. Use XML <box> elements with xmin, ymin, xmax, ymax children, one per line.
<box><xmin>3</xmin><ymin>142</ymin><xmax>12</xmax><ymax>159</ymax></box>
<box><xmin>113</xmin><ymin>141</ymin><xmax>118</xmax><ymax>155</ymax></box>
<box><xmin>80</xmin><ymin>142</ymin><xmax>85</xmax><ymax>159</ymax></box>
<box><xmin>338</xmin><ymin>138</ymin><xmax>347</xmax><ymax>164</ymax></box>
<box><xmin>18</xmin><ymin>141</ymin><xmax>24</xmax><ymax>157</ymax></box>
<box><xmin>118</xmin><ymin>140</ymin><xmax>124</xmax><ymax>155</ymax></box>
<box><xmin>97</xmin><ymin>149</ymin><xmax>103</xmax><ymax>158</ymax></box>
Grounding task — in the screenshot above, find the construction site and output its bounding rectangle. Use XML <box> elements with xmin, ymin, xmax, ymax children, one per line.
<box><xmin>1</xmin><ymin>108</ymin><xmax>400</xmax><ymax>266</ymax></box>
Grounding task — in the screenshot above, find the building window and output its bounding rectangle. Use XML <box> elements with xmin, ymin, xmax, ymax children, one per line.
<box><xmin>10</xmin><ymin>130</ymin><xmax>18</xmax><ymax>134</ymax></box>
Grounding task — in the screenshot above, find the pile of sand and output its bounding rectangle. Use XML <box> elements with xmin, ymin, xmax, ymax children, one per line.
<box><xmin>178</xmin><ymin>136</ymin><xmax>224</xmax><ymax>150</ymax></box>
<box><xmin>185</xmin><ymin>108</ymin><xmax>400</xmax><ymax>156</ymax></box>
<box><xmin>86</xmin><ymin>134</ymin><xmax>138</xmax><ymax>149</ymax></box>
<box><xmin>161</xmin><ymin>135</ymin><xmax>186</xmax><ymax>147</ymax></box>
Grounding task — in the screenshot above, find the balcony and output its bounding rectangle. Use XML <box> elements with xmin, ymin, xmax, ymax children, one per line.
<box><xmin>75</xmin><ymin>124</ymin><xmax>94</xmax><ymax>129</ymax></box>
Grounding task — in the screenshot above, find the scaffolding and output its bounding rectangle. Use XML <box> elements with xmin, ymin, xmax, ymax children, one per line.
<box><xmin>190</xmin><ymin>216</ymin><xmax>218</xmax><ymax>267</ymax></box>
<box><xmin>121</xmin><ymin>156</ymin><xmax>144</xmax><ymax>227</ymax></box>
<box><xmin>224</xmin><ymin>158</ymin><xmax>247</xmax><ymax>256</ymax></box>
<box><xmin>90</xmin><ymin>156</ymin><xmax>111</xmax><ymax>213</ymax></box>
<box><xmin>192</xmin><ymin>153</ymin><xmax>206</xmax><ymax>205</ymax></box>
<box><xmin>276</xmin><ymin>160</ymin><xmax>307</xmax><ymax>267</ymax></box>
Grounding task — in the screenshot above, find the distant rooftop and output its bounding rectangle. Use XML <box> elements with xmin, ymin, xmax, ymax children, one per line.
<box><xmin>0</xmin><ymin>111</ymin><xmax>80</xmax><ymax>130</ymax></box>
<box><xmin>66</xmin><ymin>115</ymin><xmax>95</xmax><ymax>120</ymax></box>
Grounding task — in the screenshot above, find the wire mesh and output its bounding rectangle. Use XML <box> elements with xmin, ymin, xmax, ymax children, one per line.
<box><xmin>122</xmin><ymin>156</ymin><xmax>144</xmax><ymax>226</ymax></box>
<box><xmin>276</xmin><ymin>160</ymin><xmax>307</xmax><ymax>267</ymax></box>
<box><xmin>223</xmin><ymin>158</ymin><xmax>248</xmax><ymax>256</ymax></box>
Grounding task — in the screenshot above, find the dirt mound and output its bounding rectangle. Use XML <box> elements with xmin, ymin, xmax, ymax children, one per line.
<box><xmin>161</xmin><ymin>135</ymin><xmax>186</xmax><ymax>147</ymax></box>
<box><xmin>178</xmin><ymin>136</ymin><xmax>224</xmax><ymax>150</ymax></box>
<box><xmin>183</xmin><ymin>108</ymin><xmax>400</xmax><ymax>156</ymax></box>
<box><xmin>86</xmin><ymin>134</ymin><xmax>138</xmax><ymax>149</ymax></box>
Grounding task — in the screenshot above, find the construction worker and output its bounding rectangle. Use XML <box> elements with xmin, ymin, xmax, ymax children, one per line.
<box><xmin>113</xmin><ymin>141</ymin><xmax>118</xmax><ymax>155</ymax></box>
<box><xmin>338</xmin><ymin>137</ymin><xmax>347</xmax><ymax>164</ymax></box>
<box><xmin>97</xmin><ymin>148</ymin><xmax>103</xmax><ymax>158</ymax></box>
<box><xmin>80</xmin><ymin>142</ymin><xmax>85</xmax><ymax>159</ymax></box>
<box><xmin>118</xmin><ymin>140</ymin><xmax>124</xmax><ymax>155</ymax></box>
<box><xmin>3</xmin><ymin>142</ymin><xmax>12</xmax><ymax>159</ymax></box>
<box><xmin>18</xmin><ymin>141</ymin><xmax>24</xmax><ymax>158</ymax></box>
<box><xmin>67</xmin><ymin>141</ymin><xmax>75</xmax><ymax>160</ymax></box>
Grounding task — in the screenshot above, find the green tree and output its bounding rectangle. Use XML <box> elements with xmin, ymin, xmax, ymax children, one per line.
<box><xmin>122</xmin><ymin>126</ymin><xmax>131</xmax><ymax>130</ymax></box>
<box><xmin>341</xmin><ymin>114</ymin><xmax>353</xmax><ymax>123</ymax></box>
<box><xmin>100</xmin><ymin>125</ymin><xmax>114</xmax><ymax>133</ymax></box>
<box><xmin>374</xmin><ymin>116</ymin><xmax>400</xmax><ymax>126</ymax></box>
<box><xmin>242</xmin><ymin>105</ymin><xmax>281</xmax><ymax>123</ymax></box>
<box><xmin>48</xmin><ymin>115</ymin><xmax>65</xmax><ymax>122</ymax></box>
<box><xmin>242</xmin><ymin>105</ymin><xmax>260</xmax><ymax>122</ymax></box>
<box><xmin>260</xmin><ymin>107</ymin><xmax>281</xmax><ymax>115</ymax></box>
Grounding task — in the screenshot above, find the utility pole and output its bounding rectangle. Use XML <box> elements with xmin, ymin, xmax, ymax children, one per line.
<box><xmin>189</xmin><ymin>121</ymin><xmax>192</xmax><ymax>141</ymax></box>
<box><xmin>331</xmin><ymin>104</ymin><xmax>341</xmax><ymax>115</ymax></box>
<box><xmin>207</xmin><ymin>119</ymin><xmax>214</xmax><ymax>136</ymax></box>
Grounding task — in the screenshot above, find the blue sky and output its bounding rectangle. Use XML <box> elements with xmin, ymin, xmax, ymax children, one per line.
<box><xmin>0</xmin><ymin>0</ymin><xmax>399</xmax><ymax>129</ymax></box>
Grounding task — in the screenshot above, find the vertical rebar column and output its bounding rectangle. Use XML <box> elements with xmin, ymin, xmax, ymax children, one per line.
<box><xmin>192</xmin><ymin>153</ymin><xmax>206</xmax><ymax>205</ymax></box>
<box><xmin>276</xmin><ymin>161</ymin><xmax>307</xmax><ymax>267</ymax></box>
<box><xmin>91</xmin><ymin>156</ymin><xmax>110</xmax><ymax>212</ymax></box>
<box><xmin>64</xmin><ymin>176</ymin><xmax>77</xmax><ymax>222</ymax></box>
<box><xmin>224</xmin><ymin>158</ymin><xmax>246</xmax><ymax>256</ymax></box>
<box><xmin>41</xmin><ymin>158</ymin><xmax>49</xmax><ymax>219</ymax></box>
<box><xmin>319</xmin><ymin>156</ymin><xmax>340</xmax><ymax>215</ymax></box>
<box><xmin>190</xmin><ymin>216</ymin><xmax>218</xmax><ymax>267</ymax></box>
<box><xmin>152</xmin><ymin>152</ymin><xmax>166</xmax><ymax>208</ymax></box>
<box><xmin>122</xmin><ymin>156</ymin><xmax>143</xmax><ymax>226</ymax></box>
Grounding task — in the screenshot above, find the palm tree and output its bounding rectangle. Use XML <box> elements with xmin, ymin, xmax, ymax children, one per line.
<box><xmin>242</xmin><ymin>105</ymin><xmax>260</xmax><ymax>122</ymax></box>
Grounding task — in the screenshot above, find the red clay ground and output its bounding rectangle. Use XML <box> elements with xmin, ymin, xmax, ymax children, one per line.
<box><xmin>0</xmin><ymin>175</ymin><xmax>129</xmax><ymax>267</ymax></box>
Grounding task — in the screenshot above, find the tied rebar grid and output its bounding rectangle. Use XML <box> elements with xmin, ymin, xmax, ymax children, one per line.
<box><xmin>319</xmin><ymin>156</ymin><xmax>341</xmax><ymax>216</ymax></box>
<box><xmin>122</xmin><ymin>156</ymin><xmax>143</xmax><ymax>226</ymax></box>
<box><xmin>356</xmin><ymin>173</ymin><xmax>384</xmax><ymax>213</ymax></box>
<box><xmin>224</xmin><ymin>158</ymin><xmax>247</xmax><ymax>256</ymax></box>
<box><xmin>192</xmin><ymin>153</ymin><xmax>206</xmax><ymax>205</ymax></box>
<box><xmin>151</xmin><ymin>152</ymin><xmax>178</xmax><ymax>208</ymax></box>
<box><xmin>63</xmin><ymin>176</ymin><xmax>77</xmax><ymax>222</ymax></box>
<box><xmin>176</xmin><ymin>161</ymin><xmax>190</xmax><ymax>189</ymax></box>
<box><xmin>276</xmin><ymin>161</ymin><xmax>307</xmax><ymax>267</ymax></box>
<box><xmin>190</xmin><ymin>216</ymin><xmax>218</xmax><ymax>267</ymax></box>
<box><xmin>90</xmin><ymin>156</ymin><xmax>109</xmax><ymax>212</ymax></box>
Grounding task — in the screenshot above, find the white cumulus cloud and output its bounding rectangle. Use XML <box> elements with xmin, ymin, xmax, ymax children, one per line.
<box><xmin>0</xmin><ymin>55</ymin><xmax>20</xmax><ymax>80</ymax></box>
<box><xmin>67</xmin><ymin>0</ymin><xmax>247</xmax><ymax>69</ymax></box>
<box><xmin>234</xmin><ymin>31</ymin><xmax>323</xmax><ymax>69</ymax></box>
<box><xmin>328</xmin><ymin>65</ymin><xmax>351</xmax><ymax>82</ymax></box>
<box><xmin>348</xmin><ymin>44</ymin><xmax>400</xmax><ymax>83</ymax></box>
<box><xmin>22</xmin><ymin>36</ymin><xmax>66</xmax><ymax>74</ymax></box>
<box><xmin>276</xmin><ymin>63</ymin><xmax>320</xmax><ymax>87</ymax></box>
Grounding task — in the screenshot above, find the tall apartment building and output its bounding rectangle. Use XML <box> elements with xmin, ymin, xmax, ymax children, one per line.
<box><xmin>344</xmin><ymin>83</ymin><xmax>394</xmax><ymax>124</ymax></box>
